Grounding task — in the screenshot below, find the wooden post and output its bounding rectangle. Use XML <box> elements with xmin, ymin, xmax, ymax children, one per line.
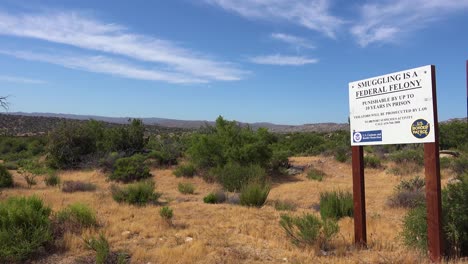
<box><xmin>466</xmin><ymin>60</ymin><xmax>467</xmax><ymax>119</ymax></box>
<box><xmin>352</xmin><ymin>145</ymin><xmax>367</xmax><ymax>246</ymax></box>
<box><xmin>424</xmin><ymin>65</ymin><xmax>443</xmax><ymax>262</ymax></box>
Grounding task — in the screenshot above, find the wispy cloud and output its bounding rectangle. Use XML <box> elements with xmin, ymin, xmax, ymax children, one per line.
<box><xmin>249</xmin><ymin>54</ymin><xmax>318</xmax><ymax>66</ymax></box>
<box><xmin>0</xmin><ymin>11</ymin><xmax>247</xmax><ymax>83</ymax></box>
<box><xmin>0</xmin><ymin>74</ymin><xmax>45</xmax><ymax>84</ymax></box>
<box><xmin>0</xmin><ymin>50</ymin><xmax>207</xmax><ymax>84</ymax></box>
<box><xmin>271</xmin><ymin>33</ymin><xmax>315</xmax><ymax>49</ymax></box>
<box><xmin>351</xmin><ymin>0</ymin><xmax>468</xmax><ymax>47</ymax></box>
<box><xmin>205</xmin><ymin>0</ymin><xmax>343</xmax><ymax>38</ymax></box>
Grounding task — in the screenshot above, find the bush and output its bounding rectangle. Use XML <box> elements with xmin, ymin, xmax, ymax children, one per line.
<box><xmin>451</xmin><ymin>155</ymin><xmax>468</xmax><ymax>176</ymax></box>
<box><xmin>110</xmin><ymin>154</ymin><xmax>151</xmax><ymax>183</ymax></box>
<box><xmin>203</xmin><ymin>191</ymin><xmax>226</xmax><ymax>204</ymax></box>
<box><xmin>0</xmin><ymin>164</ymin><xmax>13</xmax><ymax>188</ymax></box>
<box><xmin>111</xmin><ymin>180</ymin><xmax>160</xmax><ymax>206</ymax></box>
<box><xmin>0</xmin><ymin>196</ymin><xmax>52</xmax><ymax>262</ymax></box>
<box><xmin>270</xmin><ymin>150</ymin><xmax>290</xmax><ymax>171</ymax></box>
<box><xmin>56</xmin><ymin>203</ymin><xmax>98</xmax><ymax>230</ymax></box>
<box><xmin>280</xmin><ymin>213</ymin><xmax>339</xmax><ymax>249</ymax></box>
<box><xmin>3</xmin><ymin>162</ymin><xmax>18</xmax><ymax>170</ymax></box>
<box><xmin>272</xmin><ymin>200</ymin><xmax>297</xmax><ymax>211</ymax></box>
<box><xmin>173</xmin><ymin>164</ymin><xmax>196</xmax><ymax>177</ymax></box>
<box><xmin>159</xmin><ymin>206</ymin><xmax>173</xmax><ymax>224</ymax></box>
<box><xmin>389</xmin><ymin>149</ymin><xmax>424</xmax><ymax>166</ymax></box>
<box><xmin>319</xmin><ymin>190</ymin><xmax>353</xmax><ymax>220</ymax></box>
<box><xmin>364</xmin><ymin>155</ymin><xmax>382</xmax><ymax>168</ymax></box>
<box><xmin>334</xmin><ymin>147</ymin><xmax>349</xmax><ymax>163</ymax></box>
<box><xmin>211</xmin><ymin>163</ymin><xmax>266</xmax><ymax>192</ymax></box>
<box><xmin>386</xmin><ymin>163</ymin><xmax>422</xmax><ymax>176</ymax></box>
<box><xmin>306</xmin><ymin>168</ymin><xmax>325</xmax><ymax>181</ymax></box>
<box><xmin>239</xmin><ymin>182</ymin><xmax>270</xmax><ymax>207</ymax></box>
<box><xmin>44</xmin><ymin>173</ymin><xmax>60</xmax><ymax>187</ymax></box>
<box><xmin>178</xmin><ymin>182</ymin><xmax>195</xmax><ymax>194</ymax></box>
<box><xmin>402</xmin><ymin>174</ymin><xmax>468</xmax><ymax>257</ymax></box>
<box><xmin>84</xmin><ymin>234</ymin><xmax>110</xmax><ymax>264</ymax></box>
<box><xmin>62</xmin><ymin>181</ymin><xmax>96</xmax><ymax>193</ymax></box>
<box><xmin>439</xmin><ymin>120</ymin><xmax>468</xmax><ymax>151</ymax></box>
<box><xmin>99</xmin><ymin>152</ymin><xmax>125</xmax><ymax>173</ymax></box>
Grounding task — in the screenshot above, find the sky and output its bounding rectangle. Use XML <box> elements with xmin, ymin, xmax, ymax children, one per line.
<box><xmin>0</xmin><ymin>0</ymin><xmax>467</xmax><ymax>125</ymax></box>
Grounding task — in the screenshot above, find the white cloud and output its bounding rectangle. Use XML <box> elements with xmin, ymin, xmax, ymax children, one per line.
<box><xmin>205</xmin><ymin>0</ymin><xmax>343</xmax><ymax>38</ymax></box>
<box><xmin>249</xmin><ymin>54</ymin><xmax>318</xmax><ymax>66</ymax></box>
<box><xmin>351</xmin><ymin>0</ymin><xmax>468</xmax><ymax>46</ymax></box>
<box><xmin>0</xmin><ymin>11</ymin><xmax>247</xmax><ymax>83</ymax></box>
<box><xmin>0</xmin><ymin>75</ymin><xmax>45</xmax><ymax>84</ymax></box>
<box><xmin>0</xmin><ymin>50</ymin><xmax>207</xmax><ymax>84</ymax></box>
<box><xmin>271</xmin><ymin>33</ymin><xmax>315</xmax><ymax>49</ymax></box>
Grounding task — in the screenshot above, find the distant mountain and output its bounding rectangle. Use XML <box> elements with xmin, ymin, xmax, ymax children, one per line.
<box><xmin>5</xmin><ymin>112</ymin><xmax>350</xmax><ymax>133</ymax></box>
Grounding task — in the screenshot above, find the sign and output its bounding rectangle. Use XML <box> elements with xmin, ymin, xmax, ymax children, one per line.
<box><xmin>349</xmin><ymin>65</ymin><xmax>435</xmax><ymax>145</ymax></box>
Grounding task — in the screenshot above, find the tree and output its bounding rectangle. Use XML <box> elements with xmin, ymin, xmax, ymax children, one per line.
<box><xmin>0</xmin><ymin>96</ymin><xmax>8</xmax><ymax>110</ymax></box>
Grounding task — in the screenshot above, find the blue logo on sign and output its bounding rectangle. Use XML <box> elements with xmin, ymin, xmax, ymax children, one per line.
<box><xmin>353</xmin><ymin>130</ymin><xmax>382</xmax><ymax>143</ymax></box>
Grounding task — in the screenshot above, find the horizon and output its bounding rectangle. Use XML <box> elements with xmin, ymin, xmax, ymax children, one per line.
<box><xmin>0</xmin><ymin>1</ymin><xmax>467</xmax><ymax>125</ymax></box>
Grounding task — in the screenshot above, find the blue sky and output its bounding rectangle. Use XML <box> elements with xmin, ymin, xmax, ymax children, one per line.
<box><xmin>0</xmin><ymin>0</ymin><xmax>467</xmax><ymax>125</ymax></box>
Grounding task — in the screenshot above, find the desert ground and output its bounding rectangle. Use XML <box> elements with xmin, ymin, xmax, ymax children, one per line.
<box><xmin>1</xmin><ymin>156</ymin><xmax>462</xmax><ymax>264</ymax></box>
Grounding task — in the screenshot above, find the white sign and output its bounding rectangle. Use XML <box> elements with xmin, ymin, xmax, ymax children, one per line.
<box><xmin>349</xmin><ymin>65</ymin><xmax>435</xmax><ymax>146</ymax></box>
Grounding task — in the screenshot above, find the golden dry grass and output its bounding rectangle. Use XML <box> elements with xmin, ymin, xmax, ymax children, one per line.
<box><xmin>1</xmin><ymin>156</ymin><xmax>465</xmax><ymax>263</ymax></box>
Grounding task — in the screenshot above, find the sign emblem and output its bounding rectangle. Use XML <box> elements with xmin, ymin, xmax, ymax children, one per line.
<box><xmin>411</xmin><ymin>119</ymin><xmax>430</xmax><ymax>138</ymax></box>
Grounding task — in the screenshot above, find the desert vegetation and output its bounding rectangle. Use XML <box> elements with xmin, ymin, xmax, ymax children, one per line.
<box><xmin>0</xmin><ymin>116</ymin><xmax>466</xmax><ymax>263</ymax></box>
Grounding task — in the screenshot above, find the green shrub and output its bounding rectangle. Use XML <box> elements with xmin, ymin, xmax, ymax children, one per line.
<box><xmin>211</xmin><ymin>163</ymin><xmax>266</xmax><ymax>192</ymax></box>
<box><xmin>62</xmin><ymin>181</ymin><xmax>96</xmax><ymax>193</ymax></box>
<box><xmin>203</xmin><ymin>191</ymin><xmax>226</xmax><ymax>204</ymax></box>
<box><xmin>56</xmin><ymin>203</ymin><xmax>97</xmax><ymax>229</ymax></box>
<box><xmin>0</xmin><ymin>164</ymin><xmax>13</xmax><ymax>188</ymax></box>
<box><xmin>402</xmin><ymin>174</ymin><xmax>468</xmax><ymax>257</ymax></box>
<box><xmin>306</xmin><ymin>168</ymin><xmax>325</xmax><ymax>181</ymax></box>
<box><xmin>389</xmin><ymin>149</ymin><xmax>424</xmax><ymax>166</ymax></box>
<box><xmin>272</xmin><ymin>200</ymin><xmax>297</xmax><ymax>211</ymax></box>
<box><xmin>111</xmin><ymin>180</ymin><xmax>160</xmax><ymax>206</ymax></box>
<box><xmin>334</xmin><ymin>147</ymin><xmax>349</xmax><ymax>163</ymax></box>
<box><xmin>44</xmin><ymin>172</ymin><xmax>60</xmax><ymax>187</ymax></box>
<box><xmin>3</xmin><ymin>162</ymin><xmax>18</xmax><ymax>170</ymax></box>
<box><xmin>0</xmin><ymin>196</ymin><xmax>52</xmax><ymax>262</ymax></box>
<box><xmin>439</xmin><ymin>120</ymin><xmax>468</xmax><ymax>151</ymax></box>
<box><xmin>364</xmin><ymin>155</ymin><xmax>382</xmax><ymax>168</ymax></box>
<box><xmin>239</xmin><ymin>182</ymin><xmax>270</xmax><ymax>207</ymax></box>
<box><xmin>174</xmin><ymin>164</ymin><xmax>196</xmax><ymax>177</ymax></box>
<box><xmin>451</xmin><ymin>155</ymin><xmax>468</xmax><ymax>176</ymax></box>
<box><xmin>280</xmin><ymin>213</ymin><xmax>339</xmax><ymax>248</ymax></box>
<box><xmin>110</xmin><ymin>154</ymin><xmax>151</xmax><ymax>183</ymax></box>
<box><xmin>159</xmin><ymin>206</ymin><xmax>173</xmax><ymax>224</ymax></box>
<box><xmin>84</xmin><ymin>234</ymin><xmax>110</xmax><ymax>264</ymax></box>
<box><xmin>99</xmin><ymin>152</ymin><xmax>125</xmax><ymax>173</ymax></box>
<box><xmin>270</xmin><ymin>150</ymin><xmax>290</xmax><ymax>171</ymax></box>
<box><xmin>178</xmin><ymin>182</ymin><xmax>195</xmax><ymax>194</ymax></box>
<box><xmin>319</xmin><ymin>190</ymin><xmax>353</xmax><ymax>220</ymax></box>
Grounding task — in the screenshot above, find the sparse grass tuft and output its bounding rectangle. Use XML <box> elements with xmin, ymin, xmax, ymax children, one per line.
<box><xmin>178</xmin><ymin>182</ymin><xmax>195</xmax><ymax>194</ymax></box>
<box><xmin>159</xmin><ymin>206</ymin><xmax>173</xmax><ymax>225</ymax></box>
<box><xmin>319</xmin><ymin>190</ymin><xmax>353</xmax><ymax>220</ymax></box>
<box><xmin>44</xmin><ymin>172</ymin><xmax>60</xmax><ymax>187</ymax></box>
<box><xmin>111</xmin><ymin>180</ymin><xmax>160</xmax><ymax>206</ymax></box>
<box><xmin>306</xmin><ymin>168</ymin><xmax>325</xmax><ymax>181</ymax></box>
<box><xmin>56</xmin><ymin>203</ymin><xmax>98</xmax><ymax>230</ymax></box>
<box><xmin>84</xmin><ymin>234</ymin><xmax>110</xmax><ymax>264</ymax></box>
<box><xmin>272</xmin><ymin>200</ymin><xmax>297</xmax><ymax>211</ymax></box>
<box><xmin>239</xmin><ymin>182</ymin><xmax>270</xmax><ymax>207</ymax></box>
<box><xmin>364</xmin><ymin>155</ymin><xmax>382</xmax><ymax>169</ymax></box>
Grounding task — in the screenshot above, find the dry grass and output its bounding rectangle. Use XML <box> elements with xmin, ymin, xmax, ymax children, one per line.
<box><xmin>1</xmin><ymin>156</ymin><xmax>464</xmax><ymax>263</ymax></box>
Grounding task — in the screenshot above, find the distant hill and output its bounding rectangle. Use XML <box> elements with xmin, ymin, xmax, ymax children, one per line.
<box><xmin>4</xmin><ymin>112</ymin><xmax>350</xmax><ymax>133</ymax></box>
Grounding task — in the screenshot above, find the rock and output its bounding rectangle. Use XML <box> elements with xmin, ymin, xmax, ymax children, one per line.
<box><xmin>185</xmin><ymin>237</ymin><xmax>193</xmax><ymax>243</ymax></box>
<box><xmin>121</xmin><ymin>231</ymin><xmax>131</xmax><ymax>238</ymax></box>
<box><xmin>447</xmin><ymin>177</ymin><xmax>461</xmax><ymax>185</ymax></box>
<box><xmin>286</xmin><ymin>167</ymin><xmax>303</xmax><ymax>175</ymax></box>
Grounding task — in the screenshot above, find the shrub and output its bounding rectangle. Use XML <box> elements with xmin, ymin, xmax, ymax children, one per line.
<box><xmin>84</xmin><ymin>234</ymin><xmax>110</xmax><ymax>264</ymax></box>
<box><xmin>178</xmin><ymin>182</ymin><xmax>195</xmax><ymax>194</ymax></box>
<box><xmin>389</xmin><ymin>149</ymin><xmax>424</xmax><ymax>166</ymax></box>
<box><xmin>439</xmin><ymin>120</ymin><xmax>468</xmax><ymax>151</ymax></box>
<box><xmin>203</xmin><ymin>191</ymin><xmax>226</xmax><ymax>204</ymax></box>
<box><xmin>319</xmin><ymin>190</ymin><xmax>353</xmax><ymax>220</ymax></box>
<box><xmin>334</xmin><ymin>147</ymin><xmax>349</xmax><ymax>163</ymax></box>
<box><xmin>0</xmin><ymin>196</ymin><xmax>52</xmax><ymax>262</ymax></box>
<box><xmin>159</xmin><ymin>206</ymin><xmax>173</xmax><ymax>224</ymax></box>
<box><xmin>23</xmin><ymin>174</ymin><xmax>37</xmax><ymax>189</ymax></box>
<box><xmin>211</xmin><ymin>163</ymin><xmax>266</xmax><ymax>192</ymax></box>
<box><xmin>99</xmin><ymin>152</ymin><xmax>125</xmax><ymax>173</ymax></box>
<box><xmin>306</xmin><ymin>168</ymin><xmax>325</xmax><ymax>181</ymax></box>
<box><xmin>272</xmin><ymin>200</ymin><xmax>297</xmax><ymax>211</ymax></box>
<box><xmin>451</xmin><ymin>155</ymin><xmax>468</xmax><ymax>176</ymax></box>
<box><xmin>280</xmin><ymin>213</ymin><xmax>339</xmax><ymax>248</ymax></box>
<box><xmin>0</xmin><ymin>164</ymin><xmax>13</xmax><ymax>188</ymax></box>
<box><xmin>44</xmin><ymin>172</ymin><xmax>60</xmax><ymax>187</ymax></box>
<box><xmin>110</xmin><ymin>154</ymin><xmax>151</xmax><ymax>183</ymax></box>
<box><xmin>364</xmin><ymin>155</ymin><xmax>382</xmax><ymax>168</ymax></box>
<box><xmin>56</xmin><ymin>203</ymin><xmax>98</xmax><ymax>230</ymax></box>
<box><xmin>401</xmin><ymin>174</ymin><xmax>468</xmax><ymax>257</ymax></box>
<box><xmin>111</xmin><ymin>180</ymin><xmax>160</xmax><ymax>206</ymax></box>
<box><xmin>270</xmin><ymin>150</ymin><xmax>290</xmax><ymax>171</ymax></box>
<box><xmin>3</xmin><ymin>162</ymin><xmax>18</xmax><ymax>170</ymax></box>
<box><xmin>62</xmin><ymin>181</ymin><xmax>96</xmax><ymax>193</ymax></box>
<box><xmin>174</xmin><ymin>164</ymin><xmax>196</xmax><ymax>177</ymax></box>
<box><xmin>239</xmin><ymin>182</ymin><xmax>270</xmax><ymax>207</ymax></box>
<box><xmin>386</xmin><ymin>163</ymin><xmax>422</xmax><ymax>176</ymax></box>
